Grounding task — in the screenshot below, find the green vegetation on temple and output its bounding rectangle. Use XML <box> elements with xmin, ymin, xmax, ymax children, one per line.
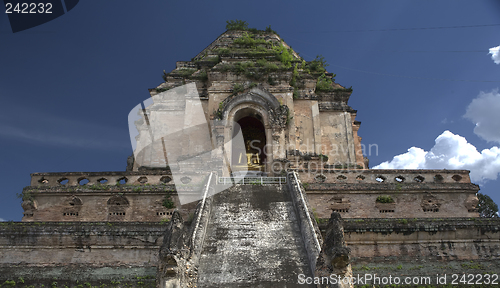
<box><xmin>159</xmin><ymin>20</ymin><xmax>352</xmax><ymax>95</ymax></box>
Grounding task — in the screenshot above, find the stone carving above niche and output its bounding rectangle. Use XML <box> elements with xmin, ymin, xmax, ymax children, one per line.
<box><xmin>63</xmin><ymin>195</ymin><xmax>82</xmax><ymax>217</ymax></box>
<box><xmin>330</xmin><ymin>196</ymin><xmax>351</xmax><ymax>213</ymax></box>
<box><xmin>421</xmin><ymin>194</ymin><xmax>442</xmax><ymax>212</ymax></box>
<box><xmin>67</xmin><ymin>195</ymin><xmax>82</xmax><ymax>206</ymax></box>
<box><xmin>107</xmin><ymin>195</ymin><xmax>130</xmax><ymax>218</ymax></box>
<box><xmin>270</xmin><ymin>104</ymin><xmax>289</xmax><ymax>129</ymax></box>
<box><xmin>217</xmin><ymin>86</ymin><xmax>290</xmax><ymax>130</ymax></box>
<box><xmin>107</xmin><ymin>195</ymin><xmax>130</xmax><ymax>207</ymax></box>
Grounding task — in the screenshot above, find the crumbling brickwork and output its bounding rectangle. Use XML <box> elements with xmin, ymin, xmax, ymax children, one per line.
<box><xmin>0</xmin><ymin>222</ymin><xmax>164</xmax><ymax>286</ymax></box>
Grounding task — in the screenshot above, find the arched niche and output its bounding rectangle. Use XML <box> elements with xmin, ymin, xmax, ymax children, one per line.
<box><xmin>214</xmin><ymin>87</ymin><xmax>289</xmax><ymax>175</ymax></box>
<box><xmin>223</xmin><ymin>96</ymin><xmax>277</xmax><ymax>174</ymax></box>
<box><xmin>231</xmin><ymin>108</ymin><xmax>268</xmax><ymax>172</ymax></box>
<box><xmin>107</xmin><ymin>195</ymin><xmax>130</xmax><ymax>206</ymax></box>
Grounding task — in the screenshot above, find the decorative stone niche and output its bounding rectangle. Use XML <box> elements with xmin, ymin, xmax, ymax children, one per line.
<box><xmin>107</xmin><ymin>195</ymin><xmax>130</xmax><ymax>220</ymax></box>
<box><xmin>376</xmin><ymin>203</ymin><xmax>396</xmax><ymax>213</ymax></box>
<box><xmin>330</xmin><ymin>197</ymin><xmax>351</xmax><ymax>213</ymax></box>
<box><xmin>314</xmin><ymin>174</ymin><xmax>326</xmax><ymax>183</ymax></box>
<box><xmin>421</xmin><ymin>194</ymin><xmax>442</xmax><ymax>212</ymax></box>
<box><xmin>376</xmin><ymin>195</ymin><xmax>396</xmax><ymax>213</ymax></box>
<box><xmin>62</xmin><ymin>196</ymin><xmax>82</xmax><ymax>217</ymax></box>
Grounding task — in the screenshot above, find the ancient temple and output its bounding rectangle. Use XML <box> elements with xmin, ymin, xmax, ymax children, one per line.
<box><xmin>1</xmin><ymin>26</ymin><xmax>498</xmax><ymax>287</ymax></box>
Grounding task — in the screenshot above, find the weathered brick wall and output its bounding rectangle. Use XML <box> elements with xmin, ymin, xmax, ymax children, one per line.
<box><xmin>308</xmin><ymin>186</ymin><xmax>478</xmax><ymax>219</ymax></box>
<box><xmin>318</xmin><ymin>110</ymin><xmax>356</xmax><ymax>164</ymax></box>
<box><xmin>0</xmin><ymin>222</ymin><xmax>166</xmax><ymax>286</ymax></box>
<box><xmin>24</xmin><ymin>169</ymin><xmax>479</xmax><ymax>222</ymax></box>
<box><xmin>292</xmin><ymin>99</ymin><xmax>317</xmax><ymax>154</ymax></box>
<box><xmin>25</xmin><ymin>189</ymin><xmax>176</xmax><ymax>222</ymax></box>
<box><xmin>339</xmin><ymin>218</ymin><xmax>500</xmax><ymax>262</ymax></box>
<box><xmin>23</xmin><ymin>171</ymin><xmax>199</xmax><ymax>222</ymax></box>
<box><xmin>335</xmin><ymin>218</ymin><xmax>500</xmax><ymax>286</ymax></box>
<box><xmin>297</xmin><ymin>169</ymin><xmax>479</xmax><ymax>219</ymax></box>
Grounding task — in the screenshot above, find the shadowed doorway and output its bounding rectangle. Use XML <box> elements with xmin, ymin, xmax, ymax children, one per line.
<box><xmin>232</xmin><ymin>115</ymin><xmax>267</xmax><ymax>172</ymax></box>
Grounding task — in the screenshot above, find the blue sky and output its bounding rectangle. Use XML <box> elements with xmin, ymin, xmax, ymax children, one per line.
<box><xmin>1</xmin><ymin>0</ymin><xmax>500</xmax><ymax>220</ymax></box>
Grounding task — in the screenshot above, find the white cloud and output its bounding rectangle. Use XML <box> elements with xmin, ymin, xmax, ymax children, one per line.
<box><xmin>375</xmin><ymin>147</ymin><xmax>427</xmax><ymax>169</ymax></box>
<box><xmin>373</xmin><ymin>130</ymin><xmax>500</xmax><ymax>183</ymax></box>
<box><xmin>0</xmin><ymin>218</ymin><xmax>5</xmax><ymax>222</ymax></box>
<box><xmin>464</xmin><ymin>89</ymin><xmax>500</xmax><ymax>144</ymax></box>
<box><xmin>489</xmin><ymin>45</ymin><xmax>500</xmax><ymax>64</ymax></box>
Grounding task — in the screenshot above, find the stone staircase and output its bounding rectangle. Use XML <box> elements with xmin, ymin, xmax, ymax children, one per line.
<box><xmin>197</xmin><ymin>184</ymin><xmax>315</xmax><ymax>288</ymax></box>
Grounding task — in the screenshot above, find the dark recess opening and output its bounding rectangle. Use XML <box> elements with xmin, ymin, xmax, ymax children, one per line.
<box><xmin>232</xmin><ymin>116</ymin><xmax>266</xmax><ymax>171</ymax></box>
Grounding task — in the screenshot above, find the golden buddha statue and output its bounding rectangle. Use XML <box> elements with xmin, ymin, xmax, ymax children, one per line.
<box><xmin>232</xmin><ymin>140</ymin><xmax>264</xmax><ymax>171</ymax></box>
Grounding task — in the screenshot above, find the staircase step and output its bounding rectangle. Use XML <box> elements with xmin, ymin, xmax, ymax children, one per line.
<box><xmin>197</xmin><ymin>184</ymin><xmax>314</xmax><ymax>287</ymax></box>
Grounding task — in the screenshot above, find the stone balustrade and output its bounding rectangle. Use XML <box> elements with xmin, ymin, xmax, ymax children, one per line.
<box><xmin>295</xmin><ymin>169</ymin><xmax>472</xmax><ymax>184</ymax></box>
<box><xmin>30</xmin><ymin>169</ymin><xmax>473</xmax><ymax>187</ymax></box>
<box><xmin>30</xmin><ymin>171</ymin><xmax>173</xmax><ymax>187</ymax></box>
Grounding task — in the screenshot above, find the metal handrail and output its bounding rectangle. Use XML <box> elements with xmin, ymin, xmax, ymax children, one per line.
<box><xmin>217</xmin><ymin>176</ymin><xmax>287</xmax><ymax>185</ymax></box>
<box><xmin>191</xmin><ymin>172</ymin><xmax>214</xmax><ymax>249</ymax></box>
<box><xmin>290</xmin><ymin>171</ymin><xmax>322</xmax><ymax>252</ymax></box>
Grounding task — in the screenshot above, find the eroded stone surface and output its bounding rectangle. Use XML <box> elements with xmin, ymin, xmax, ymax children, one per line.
<box><xmin>198</xmin><ymin>184</ymin><xmax>314</xmax><ymax>287</ymax></box>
